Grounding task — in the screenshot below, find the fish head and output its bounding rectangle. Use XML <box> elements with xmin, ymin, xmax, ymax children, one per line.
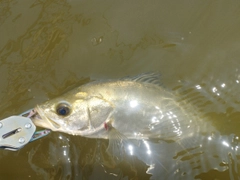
<box><xmin>32</xmin><ymin>90</ymin><xmax>114</xmax><ymax>136</ymax></box>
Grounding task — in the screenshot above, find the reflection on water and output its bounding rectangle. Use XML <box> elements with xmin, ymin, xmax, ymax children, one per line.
<box><xmin>26</xmin><ymin>126</ymin><xmax>240</xmax><ymax>179</ymax></box>
<box><xmin>1</xmin><ymin>0</ymin><xmax>240</xmax><ymax>179</ymax></box>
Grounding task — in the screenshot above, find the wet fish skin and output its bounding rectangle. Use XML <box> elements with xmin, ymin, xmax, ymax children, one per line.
<box><xmin>32</xmin><ymin>73</ymin><xmax>213</xmax><ymax>149</ymax></box>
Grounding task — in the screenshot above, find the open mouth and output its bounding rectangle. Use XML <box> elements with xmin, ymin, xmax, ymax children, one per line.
<box><xmin>23</xmin><ymin>107</ymin><xmax>61</xmax><ymax>130</ymax></box>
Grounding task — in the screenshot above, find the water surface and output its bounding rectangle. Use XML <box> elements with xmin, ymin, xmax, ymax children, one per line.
<box><xmin>1</xmin><ymin>0</ymin><xmax>240</xmax><ymax>179</ymax></box>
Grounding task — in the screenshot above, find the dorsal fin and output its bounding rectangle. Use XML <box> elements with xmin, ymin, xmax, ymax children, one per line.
<box><xmin>123</xmin><ymin>72</ymin><xmax>162</xmax><ymax>86</ymax></box>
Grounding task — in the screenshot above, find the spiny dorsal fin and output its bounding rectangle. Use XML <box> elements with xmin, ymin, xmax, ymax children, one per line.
<box><xmin>123</xmin><ymin>72</ymin><xmax>162</xmax><ymax>86</ymax></box>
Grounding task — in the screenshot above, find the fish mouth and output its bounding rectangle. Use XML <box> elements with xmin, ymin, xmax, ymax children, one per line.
<box><xmin>30</xmin><ymin>106</ymin><xmax>61</xmax><ymax>130</ymax></box>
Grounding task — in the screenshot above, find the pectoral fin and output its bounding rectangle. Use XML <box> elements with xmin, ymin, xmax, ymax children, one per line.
<box><xmin>106</xmin><ymin>126</ymin><xmax>127</xmax><ymax>160</ymax></box>
<box><xmin>106</xmin><ymin>123</ymin><xmax>136</xmax><ymax>160</ymax></box>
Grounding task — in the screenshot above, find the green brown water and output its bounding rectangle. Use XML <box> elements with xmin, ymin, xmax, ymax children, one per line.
<box><xmin>1</xmin><ymin>0</ymin><xmax>240</xmax><ymax>179</ymax></box>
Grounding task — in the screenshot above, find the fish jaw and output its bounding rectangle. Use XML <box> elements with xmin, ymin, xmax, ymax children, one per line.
<box><xmin>31</xmin><ymin>105</ymin><xmax>61</xmax><ymax>131</ymax></box>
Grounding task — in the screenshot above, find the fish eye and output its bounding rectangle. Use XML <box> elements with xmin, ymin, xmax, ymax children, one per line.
<box><xmin>56</xmin><ymin>103</ymin><xmax>71</xmax><ymax>116</ymax></box>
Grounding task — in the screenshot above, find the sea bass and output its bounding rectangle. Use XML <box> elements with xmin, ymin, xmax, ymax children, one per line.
<box><xmin>31</xmin><ymin>73</ymin><xmax>214</xmax><ymax>153</ymax></box>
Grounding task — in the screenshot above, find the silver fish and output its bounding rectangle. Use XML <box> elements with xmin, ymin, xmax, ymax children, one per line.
<box><xmin>31</xmin><ymin>73</ymin><xmax>214</xmax><ymax>155</ymax></box>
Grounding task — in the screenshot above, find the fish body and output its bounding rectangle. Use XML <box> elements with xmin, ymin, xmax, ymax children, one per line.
<box><xmin>33</xmin><ymin>73</ymin><xmax>212</xmax><ymax>143</ymax></box>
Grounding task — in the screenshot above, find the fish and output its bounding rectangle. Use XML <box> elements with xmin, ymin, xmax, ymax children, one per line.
<box><xmin>31</xmin><ymin>73</ymin><xmax>215</xmax><ymax>156</ymax></box>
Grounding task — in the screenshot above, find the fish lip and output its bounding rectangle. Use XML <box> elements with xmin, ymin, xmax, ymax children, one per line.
<box><xmin>31</xmin><ymin>105</ymin><xmax>61</xmax><ymax>130</ymax></box>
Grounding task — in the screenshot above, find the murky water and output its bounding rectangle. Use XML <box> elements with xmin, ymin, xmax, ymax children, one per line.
<box><xmin>1</xmin><ymin>0</ymin><xmax>240</xmax><ymax>179</ymax></box>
